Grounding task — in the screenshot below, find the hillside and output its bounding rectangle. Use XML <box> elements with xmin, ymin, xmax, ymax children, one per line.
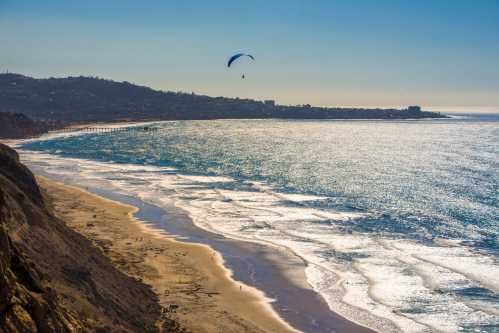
<box><xmin>0</xmin><ymin>143</ymin><xmax>177</xmax><ymax>332</ymax></box>
<box><xmin>0</xmin><ymin>112</ymin><xmax>61</xmax><ymax>139</ymax></box>
<box><xmin>0</xmin><ymin>73</ymin><xmax>445</xmax><ymax>124</ymax></box>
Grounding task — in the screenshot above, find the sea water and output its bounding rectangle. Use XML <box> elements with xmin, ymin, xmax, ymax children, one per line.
<box><xmin>19</xmin><ymin>115</ymin><xmax>499</xmax><ymax>332</ymax></box>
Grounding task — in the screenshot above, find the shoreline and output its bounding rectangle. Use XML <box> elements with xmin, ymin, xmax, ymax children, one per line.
<box><xmin>6</xmin><ymin>122</ymin><xmax>381</xmax><ymax>332</ymax></box>
<box><xmin>38</xmin><ymin>175</ymin><xmax>298</xmax><ymax>333</ymax></box>
<box><xmin>3</xmin><ymin>114</ymin><xmax>498</xmax><ymax>333</ymax></box>
<box><xmin>33</xmin><ymin>168</ymin><xmax>376</xmax><ymax>333</ymax></box>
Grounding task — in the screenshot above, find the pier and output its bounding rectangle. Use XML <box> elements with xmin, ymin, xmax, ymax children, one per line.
<box><xmin>55</xmin><ymin>126</ymin><xmax>160</xmax><ymax>135</ymax></box>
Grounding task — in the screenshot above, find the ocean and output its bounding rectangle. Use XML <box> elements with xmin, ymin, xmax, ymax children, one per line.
<box><xmin>19</xmin><ymin>114</ymin><xmax>499</xmax><ymax>332</ymax></box>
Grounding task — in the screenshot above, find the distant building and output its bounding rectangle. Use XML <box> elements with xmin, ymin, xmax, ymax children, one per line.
<box><xmin>407</xmin><ymin>105</ymin><xmax>421</xmax><ymax>112</ymax></box>
<box><xmin>264</xmin><ymin>100</ymin><xmax>275</xmax><ymax>107</ymax></box>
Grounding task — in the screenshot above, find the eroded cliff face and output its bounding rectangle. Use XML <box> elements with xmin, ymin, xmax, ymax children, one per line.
<box><xmin>0</xmin><ymin>144</ymin><xmax>82</xmax><ymax>332</ymax></box>
<box><xmin>0</xmin><ymin>112</ymin><xmax>57</xmax><ymax>139</ymax></box>
<box><xmin>0</xmin><ymin>144</ymin><xmax>165</xmax><ymax>332</ymax></box>
<box><xmin>0</xmin><ymin>222</ymin><xmax>81</xmax><ymax>332</ymax></box>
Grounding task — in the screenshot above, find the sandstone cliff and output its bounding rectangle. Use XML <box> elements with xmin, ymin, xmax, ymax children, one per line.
<box><xmin>0</xmin><ymin>143</ymin><xmax>170</xmax><ymax>332</ymax></box>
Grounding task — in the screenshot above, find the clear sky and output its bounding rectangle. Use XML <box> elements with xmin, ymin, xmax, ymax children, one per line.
<box><xmin>1</xmin><ymin>0</ymin><xmax>498</xmax><ymax>110</ymax></box>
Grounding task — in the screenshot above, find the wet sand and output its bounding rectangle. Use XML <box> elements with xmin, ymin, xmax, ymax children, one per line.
<box><xmin>37</xmin><ymin>173</ymin><xmax>375</xmax><ymax>333</ymax></box>
<box><xmin>38</xmin><ymin>176</ymin><xmax>296</xmax><ymax>333</ymax></box>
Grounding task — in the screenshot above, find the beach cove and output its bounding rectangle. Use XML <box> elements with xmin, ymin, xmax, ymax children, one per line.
<box><xmin>36</xmin><ymin>176</ymin><xmax>301</xmax><ymax>333</ymax></box>
<box><xmin>10</xmin><ymin>122</ymin><xmax>388</xmax><ymax>332</ymax></box>
<box><xmin>29</xmin><ymin>163</ymin><xmax>376</xmax><ymax>333</ymax></box>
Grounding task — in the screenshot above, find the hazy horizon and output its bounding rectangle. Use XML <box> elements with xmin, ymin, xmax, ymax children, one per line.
<box><xmin>1</xmin><ymin>0</ymin><xmax>498</xmax><ymax>111</ymax></box>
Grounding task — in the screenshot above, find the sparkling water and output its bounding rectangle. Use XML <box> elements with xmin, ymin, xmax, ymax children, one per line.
<box><xmin>20</xmin><ymin>115</ymin><xmax>499</xmax><ymax>332</ymax></box>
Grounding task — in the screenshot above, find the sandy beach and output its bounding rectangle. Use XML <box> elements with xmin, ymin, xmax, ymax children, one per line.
<box><xmin>9</xmin><ymin>121</ymin><xmax>377</xmax><ymax>333</ymax></box>
<box><xmin>37</xmin><ymin>176</ymin><xmax>298</xmax><ymax>333</ymax></box>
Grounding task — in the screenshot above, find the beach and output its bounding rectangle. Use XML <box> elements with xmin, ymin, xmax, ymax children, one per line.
<box><xmin>37</xmin><ymin>176</ymin><xmax>298</xmax><ymax>333</ymax></box>
<box><xmin>12</xmin><ymin>123</ymin><xmax>379</xmax><ymax>333</ymax></box>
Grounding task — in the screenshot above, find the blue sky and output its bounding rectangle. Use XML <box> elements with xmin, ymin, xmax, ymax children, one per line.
<box><xmin>1</xmin><ymin>0</ymin><xmax>498</xmax><ymax>110</ymax></box>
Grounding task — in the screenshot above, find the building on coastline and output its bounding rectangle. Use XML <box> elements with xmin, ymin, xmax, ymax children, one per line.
<box><xmin>407</xmin><ymin>105</ymin><xmax>422</xmax><ymax>112</ymax></box>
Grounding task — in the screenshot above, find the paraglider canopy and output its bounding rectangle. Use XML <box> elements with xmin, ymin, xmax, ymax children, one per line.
<box><xmin>227</xmin><ymin>53</ymin><xmax>255</xmax><ymax>67</ymax></box>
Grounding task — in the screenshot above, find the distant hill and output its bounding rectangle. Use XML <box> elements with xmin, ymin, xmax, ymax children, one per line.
<box><xmin>0</xmin><ymin>73</ymin><xmax>445</xmax><ymax>124</ymax></box>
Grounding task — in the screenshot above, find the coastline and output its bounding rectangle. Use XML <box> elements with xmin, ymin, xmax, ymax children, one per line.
<box><xmin>32</xmin><ymin>169</ymin><xmax>377</xmax><ymax>333</ymax></box>
<box><xmin>1</xmin><ymin>113</ymin><xmax>497</xmax><ymax>332</ymax></box>
<box><xmin>5</xmin><ymin>122</ymin><xmax>382</xmax><ymax>333</ymax></box>
<box><xmin>37</xmin><ymin>175</ymin><xmax>298</xmax><ymax>333</ymax></box>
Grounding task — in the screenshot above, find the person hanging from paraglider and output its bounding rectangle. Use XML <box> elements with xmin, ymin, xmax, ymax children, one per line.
<box><xmin>227</xmin><ymin>53</ymin><xmax>254</xmax><ymax>79</ymax></box>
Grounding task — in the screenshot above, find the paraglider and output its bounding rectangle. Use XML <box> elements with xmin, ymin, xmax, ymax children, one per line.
<box><xmin>227</xmin><ymin>53</ymin><xmax>254</xmax><ymax>79</ymax></box>
<box><xmin>227</xmin><ymin>53</ymin><xmax>255</xmax><ymax>67</ymax></box>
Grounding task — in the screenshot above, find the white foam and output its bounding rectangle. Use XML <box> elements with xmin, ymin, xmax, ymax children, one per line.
<box><xmin>18</xmin><ymin>149</ymin><xmax>499</xmax><ymax>333</ymax></box>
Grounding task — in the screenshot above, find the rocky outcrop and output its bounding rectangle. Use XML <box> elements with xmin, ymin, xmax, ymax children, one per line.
<box><xmin>0</xmin><ymin>145</ymin><xmax>82</xmax><ymax>332</ymax></box>
<box><xmin>0</xmin><ymin>144</ymin><xmax>167</xmax><ymax>332</ymax></box>
<box><xmin>0</xmin><ymin>112</ymin><xmax>59</xmax><ymax>139</ymax></box>
<box><xmin>0</xmin><ymin>222</ymin><xmax>81</xmax><ymax>332</ymax></box>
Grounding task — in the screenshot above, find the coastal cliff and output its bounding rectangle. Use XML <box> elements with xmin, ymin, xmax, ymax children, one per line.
<box><xmin>0</xmin><ymin>113</ymin><xmax>60</xmax><ymax>139</ymax></box>
<box><xmin>0</xmin><ymin>145</ymin><xmax>81</xmax><ymax>332</ymax></box>
<box><xmin>0</xmin><ymin>143</ymin><xmax>171</xmax><ymax>332</ymax></box>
